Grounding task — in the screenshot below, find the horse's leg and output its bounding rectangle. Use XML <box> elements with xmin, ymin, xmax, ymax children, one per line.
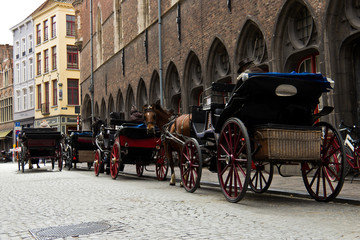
<box><xmin>167</xmin><ymin>143</ymin><xmax>176</xmax><ymax>185</ymax></box>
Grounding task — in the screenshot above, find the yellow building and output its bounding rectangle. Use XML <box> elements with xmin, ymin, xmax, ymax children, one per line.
<box><xmin>33</xmin><ymin>0</ymin><xmax>80</xmax><ymax>133</ymax></box>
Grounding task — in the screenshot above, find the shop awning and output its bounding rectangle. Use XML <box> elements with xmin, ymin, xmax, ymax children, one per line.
<box><xmin>0</xmin><ymin>130</ymin><xmax>12</xmax><ymax>139</ymax></box>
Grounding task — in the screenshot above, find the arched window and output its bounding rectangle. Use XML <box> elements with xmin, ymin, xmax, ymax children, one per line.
<box><xmin>116</xmin><ymin>90</ymin><xmax>124</xmax><ymax>113</ymax></box>
<box><xmin>137</xmin><ymin>79</ymin><xmax>148</xmax><ymax>109</ymax></box>
<box><xmin>126</xmin><ymin>86</ymin><xmax>135</xmax><ymax>118</ymax></box>
<box><xmin>100</xmin><ymin>99</ymin><xmax>106</xmax><ymax>121</ymax></box>
<box><xmin>166</xmin><ymin>62</ymin><xmax>181</xmax><ymax>113</ymax></box>
<box><xmin>185</xmin><ymin>52</ymin><xmax>203</xmax><ymax>108</ymax></box>
<box><xmin>150</xmin><ymin>71</ymin><xmax>160</xmax><ymax>104</ymax></box>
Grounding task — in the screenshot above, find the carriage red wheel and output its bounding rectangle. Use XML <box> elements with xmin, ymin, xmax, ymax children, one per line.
<box><xmin>110</xmin><ymin>142</ymin><xmax>121</xmax><ymax>179</ymax></box>
<box><xmin>94</xmin><ymin>149</ymin><xmax>101</xmax><ymax>176</ymax></box>
<box><xmin>217</xmin><ymin>118</ymin><xmax>251</xmax><ymax>203</ymax></box>
<box><xmin>301</xmin><ymin>122</ymin><xmax>345</xmax><ymax>202</ymax></box>
<box><xmin>155</xmin><ymin>144</ymin><xmax>169</xmax><ymax>181</ymax></box>
<box><xmin>180</xmin><ymin>138</ymin><xmax>202</xmax><ymax>193</ymax></box>
<box><xmin>250</xmin><ymin>161</ymin><xmax>273</xmax><ymax>193</ymax></box>
<box><xmin>136</xmin><ymin>163</ymin><xmax>144</xmax><ymax>177</ymax></box>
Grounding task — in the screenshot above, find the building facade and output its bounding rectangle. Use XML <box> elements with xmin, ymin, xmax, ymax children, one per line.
<box><xmin>74</xmin><ymin>0</ymin><xmax>360</xmax><ymax>128</ymax></box>
<box><xmin>0</xmin><ymin>44</ymin><xmax>14</xmax><ymax>152</ymax></box>
<box><xmin>10</xmin><ymin>16</ymin><xmax>36</xmax><ymax>131</ymax></box>
<box><xmin>33</xmin><ymin>0</ymin><xmax>80</xmax><ymax>133</ymax></box>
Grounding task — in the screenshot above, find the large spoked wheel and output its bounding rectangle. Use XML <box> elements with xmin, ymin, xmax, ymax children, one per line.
<box><xmin>56</xmin><ymin>146</ymin><xmax>63</xmax><ymax>171</ymax></box>
<box><xmin>136</xmin><ymin>162</ymin><xmax>144</xmax><ymax>177</ymax></box>
<box><xmin>250</xmin><ymin>161</ymin><xmax>274</xmax><ymax>193</ymax></box>
<box><xmin>180</xmin><ymin>138</ymin><xmax>202</xmax><ymax>193</ymax></box>
<box><xmin>155</xmin><ymin>144</ymin><xmax>169</xmax><ymax>181</ymax></box>
<box><xmin>217</xmin><ymin>117</ymin><xmax>252</xmax><ymax>203</ymax></box>
<box><xmin>110</xmin><ymin>142</ymin><xmax>121</xmax><ymax>179</ymax></box>
<box><xmin>301</xmin><ymin>122</ymin><xmax>345</xmax><ymax>202</ymax></box>
<box><xmin>94</xmin><ymin>149</ymin><xmax>101</xmax><ymax>176</ymax></box>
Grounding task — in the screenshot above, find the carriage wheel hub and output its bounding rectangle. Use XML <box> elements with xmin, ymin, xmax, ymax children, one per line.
<box><xmin>225</xmin><ymin>155</ymin><xmax>232</xmax><ymax>165</ymax></box>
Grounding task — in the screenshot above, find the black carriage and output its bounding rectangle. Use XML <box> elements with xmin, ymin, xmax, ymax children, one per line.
<box><xmin>18</xmin><ymin>128</ymin><xmax>63</xmax><ymax>172</ymax></box>
<box><xmin>93</xmin><ymin>124</ymin><xmax>118</xmax><ymax>176</ymax></box>
<box><xmin>64</xmin><ymin>131</ymin><xmax>96</xmax><ymax>170</ymax></box>
<box><xmin>95</xmin><ymin>112</ymin><xmax>168</xmax><ymax>181</ymax></box>
<box><xmin>171</xmin><ymin>72</ymin><xmax>345</xmax><ymax>202</ymax></box>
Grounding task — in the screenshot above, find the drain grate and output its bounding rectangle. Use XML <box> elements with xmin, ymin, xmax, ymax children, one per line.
<box><xmin>29</xmin><ymin>221</ymin><xmax>111</xmax><ymax>240</ymax></box>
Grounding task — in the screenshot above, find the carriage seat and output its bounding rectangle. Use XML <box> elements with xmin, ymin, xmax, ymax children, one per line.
<box><xmin>191</xmin><ymin>106</ymin><xmax>215</xmax><ymax>139</ymax></box>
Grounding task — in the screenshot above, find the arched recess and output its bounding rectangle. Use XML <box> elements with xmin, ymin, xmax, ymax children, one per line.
<box><xmin>137</xmin><ymin>79</ymin><xmax>148</xmax><ymax>109</ymax></box>
<box><xmin>236</xmin><ymin>19</ymin><xmax>269</xmax><ymax>73</ymax></box>
<box><xmin>272</xmin><ymin>1</ymin><xmax>319</xmax><ymax>72</ymax></box>
<box><xmin>165</xmin><ymin>62</ymin><xmax>181</xmax><ymax>113</ymax></box>
<box><xmin>108</xmin><ymin>94</ymin><xmax>114</xmax><ymax>120</ymax></box>
<box><xmin>82</xmin><ymin>94</ymin><xmax>92</xmax><ymax>130</ymax></box>
<box><xmin>116</xmin><ymin>89</ymin><xmax>124</xmax><ymax>113</ymax></box>
<box><xmin>96</xmin><ymin>5</ymin><xmax>103</xmax><ymax>67</ymax></box>
<box><xmin>100</xmin><ymin>98</ymin><xmax>106</xmax><ymax>121</ymax></box>
<box><xmin>95</xmin><ymin>102</ymin><xmax>99</xmax><ymax>117</ymax></box>
<box><xmin>149</xmin><ymin>71</ymin><xmax>161</xmax><ymax>105</ymax></box>
<box><xmin>125</xmin><ymin>85</ymin><xmax>135</xmax><ymax>119</ymax></box>
<box><xmin>206</xmin><ymin>37</ymin><xmax>231</xmax><ymax>87</ymax></box>
<box><xmin>326</xmin><ymin>0</ymin><xmax>360</xmax><ymax>125</ymax></box>
<box><xmin>184</xmin><ymin>51</ymin><xmax>203</xmax><ymax>110</ymax></box>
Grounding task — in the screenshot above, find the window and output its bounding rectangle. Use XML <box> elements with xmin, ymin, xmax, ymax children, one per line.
<box><xmin>43</xmin><ymin>82</ymin><xmax>50</xmax><ymax>114</ymax></box>
<box><xmin>23</xmin><ymin>89</ymin><xmax>27</xmax><ymax>110</ymax></box>
<box><xmin>16</xmin><ymin>91</ymin><xmax>21</xmax><ymax>111</ymax></box>
<box><xmin>52</xmin><ymin>80</ymin><xmax>57</xmax><ymax>106</ymax></box>
<box><xmin>29</xmin><ymin>86</ymin><xmax>34</xmax><ymax>108</ymax></box>
<box><xmin>36</xmin><ymin>24</ymin><xmax>41</xmax><ymax>44</ymax></box>
<box><xmin>51</xmin><ymin>15</ymin><xmax>56</xmax><ymax>38</ymax></box>
<box><xmin>4</xmin><ymin>69</ymin><xmax>9</xmax><ymax>86</ymax></box>
<box><xmin>67</xmin><ymin>45</ymin><xmax>79</xmax><ymax>69</ymax></box>
<box><xmin>43</xmin><ymin>20</ymin><xmax>49</xmax><ymax>41</ymax></box>
<box><xmin>67</xmin><ymin>79</ymin><xmax>79</xmax><ymax>105</ymax></box>
<box><xmin>36</xmin><ymin>53</ymin><xmax>41</xmax><ymax>75</ymax></box>
<box><xmin>15</xmin><ymin>41</ymin><xmax>20</xmax><ymax>59</ymax></box>
<box><xmin>44</xmin><ymin>49</ymin><xmax>49</xmax><ymax>73</ymax></box>
<box><xmin>22</xmin><ymin>38</ymin><xmax>26</xmax><ymax>56</ymax></box>
<box><xmin>16</xmin><ymin>63</ymin><xmax>20</xmax><ymax>83</ymax></box>
<box><xmin>29</xmin><ymin>58</ymin><xmax>33</xmax><ymax>79</ymax></box>
<box><xmin>296</xmin><ymin>53</ymin><xmax>319</xmax><ymax>73</ymax></box>
<box><xmin>51</xmin><ymin>46</ymin><xmax>57</xmax><ymax>70</ymax></box>
<box><xmin>0</xmin><ymin>98</ymin><xmax>13</xmax><ymax>122</ymax></box>
<box><xmin>22</xmin><ymin>61</ymin><xmax>26</xmax><ymax>81</ymax></box>
<box><xmin>37</xmin><ymin>84</ymin><xmax>41</xmax><ymax>109</ymax></box>
<box><xmin>66</xmin><ymin>15</ymin><xmax>75</xmax><ymax>36</ymax></box>
<box><xmin>28</xmin><ymin>34</ymin><xmax>33</xmax><ymax>53</ymax></box>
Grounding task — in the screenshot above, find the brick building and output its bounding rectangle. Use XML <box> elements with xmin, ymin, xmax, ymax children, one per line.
<box><xmin>73</xmin><ymin>0</ymin><xmax>360</xmax><ymax>128</ymax></box>
<box><xmin>0</xmin><ymin>44</ymin><xmax>14</xmax><ymax>152</ymax></box>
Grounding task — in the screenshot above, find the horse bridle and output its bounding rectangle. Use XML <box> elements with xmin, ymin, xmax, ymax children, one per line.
<box><xmin>143</xmin><ymin>105</ymin><xmax>156</xmax><ymax>126</ymax></box>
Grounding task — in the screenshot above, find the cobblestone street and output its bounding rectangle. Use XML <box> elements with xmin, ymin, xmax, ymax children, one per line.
<box><xmin>0</xmin><ymin>162</ymin><xmax>359</xmax><ymax>240</ymax></box>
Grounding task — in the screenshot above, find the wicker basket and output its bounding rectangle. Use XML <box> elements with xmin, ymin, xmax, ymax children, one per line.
<box><xmin>254</xmin><ymin>126</ymin><xmax>321</xmax><ymax>161</ymax></box>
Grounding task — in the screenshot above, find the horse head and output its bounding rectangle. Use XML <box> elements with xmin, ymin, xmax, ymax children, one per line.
<box><xmin>143</xmin><ymin>104</ymin><xmax>157</xmax><ymax>134</ymax></box>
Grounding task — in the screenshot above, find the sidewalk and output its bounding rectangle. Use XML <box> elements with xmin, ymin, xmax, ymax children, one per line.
<box><xmin>198</xmin><ymin>169</ymin><xmax>360</xmax><ymax>204</ymax></box>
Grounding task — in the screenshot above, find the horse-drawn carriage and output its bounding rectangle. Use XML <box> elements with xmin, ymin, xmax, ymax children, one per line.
<box><xmin>93</xmin><ymin>112</ymin><xmax>168</xmax><ymax>181</ymax></box>
<box><xmin>64</xmin><ymin>130</ymin><xmax>96</xmax><ymax>170</ymax></box>
<box><xmin>18</xmin><ymin>128</ymin><xmax>63</xmax><ymax>172</ymax></box>
<box><xmin>147</xmin><ymin>72</ymin><xmax>345</xmax><ymax>203</ymax></box>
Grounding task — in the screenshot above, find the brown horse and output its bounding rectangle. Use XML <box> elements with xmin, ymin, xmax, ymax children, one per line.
<box><xmin>143</xmin><ymin>102</ymin><xmax>191</xmax><ymax>185</ymax></box>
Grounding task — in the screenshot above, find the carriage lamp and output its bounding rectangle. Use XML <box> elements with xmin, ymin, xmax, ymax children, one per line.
<box><xmin>275</xmin><ymin>84</ymin><xmax>297</xmax><ymax>97</ymax></box>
